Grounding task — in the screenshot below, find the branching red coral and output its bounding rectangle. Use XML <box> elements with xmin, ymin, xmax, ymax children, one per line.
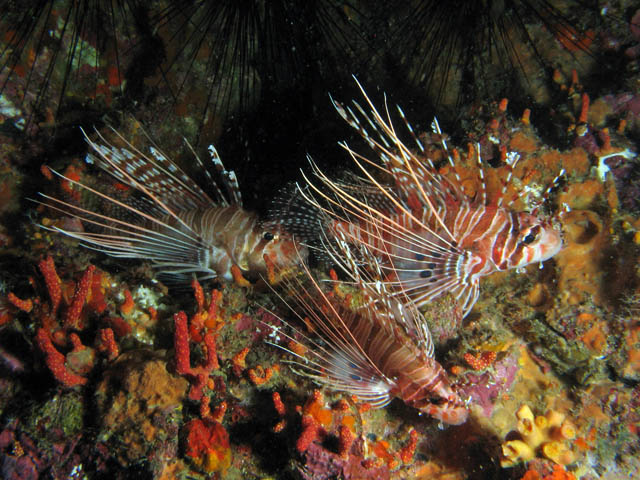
<box><xmin>38</xmin><ymin>256</ymin><xmax>60</xmax><ymax>314</ymax></box>
<box><xmin>338</xmin><ymin>424</ymin><xmax>355</xmax><ymax>458</ymax></box>
<box><xmin>297</xmin><ymin>414</ymin><xmax>322</xmax><ymax>454</ymax></box>
<box><xmin>272</xmin><ymin>391</ymin><xmax>287</xmax><ymax>433</ymax></box>
<box><xmin>232</xmin><ymin>347</ymin><xmax>249</xmax><ymax>376</ymax></box>
<box><xmin>399</xmin><ymin>429</ymin><xmax>418</xmax><ymax>464</ymax></box>
<box><xmin>174</xmin><ymin>311</ymin><xmax>192</xmax><ymax>376</ymax></box>
<box><xmin>191</xmin><ymin>278</ymin><xmax>205</xmax><ymax>311</ymax></box>
<box><xmin>247</xmin><ymin>365</ymin><xmax>273</xmax><ymax>385</ymax></box>
<box><xmin>173</xmin><ymin>310</ymin><xmax>220</xmax><ymax>401</ymax></box>
<box><xmin>6</xmin><ymin>293</ymin><xmax>33</xmax><ymax>313</ymax></box>
<box><xmin>272</xmin><ymin>392</ymin><xmax>286</xmax><ymax>416</ymax></box>
<box><xmin>98</xmin><ymin>328</ymin><xmax>119</xmax><ymax>361</ymax></box>
<box><xmin>35</xmin><ymin>328</ymin><xmax>87</xmax><ymax>387</ymax></box>
<box><xmin>21</xmin><ymin>259</ymin><xmax>123</xmax><ymax>387</ymax></box>
<box><xmin>64</xmin><ymin>265</ymin><xmax>95</xmax><ymax>330</ymax></box>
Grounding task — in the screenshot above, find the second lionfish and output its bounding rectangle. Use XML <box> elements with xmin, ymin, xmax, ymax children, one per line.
<box><xmin>279</xmin><ymin>80</ymin><xmax>563</xmax><ymax>317</ymax></box>
<box><xmin>266</xmin><ymin>234</ymin><xmax>469</xmax><ymax>425</ymax></box>
<box><xmin>37</xmin><ymin>125</ymin><xmax>305</xmax><ymax>286</ymax></box>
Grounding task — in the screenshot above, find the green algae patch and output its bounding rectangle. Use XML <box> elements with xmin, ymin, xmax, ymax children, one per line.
<box><xmin>26</xmin><ymin>391</ymin><xmax>85</xmax><ymax>440</ymax></box>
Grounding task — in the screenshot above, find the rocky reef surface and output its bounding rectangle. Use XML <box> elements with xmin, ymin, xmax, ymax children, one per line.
<box><xmin>0</xmin><ymin>1</ymin><xmax>639</xmax><ymax>479</ymax></box>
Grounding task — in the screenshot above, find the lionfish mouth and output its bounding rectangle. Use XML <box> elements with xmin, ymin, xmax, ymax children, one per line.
<box><xmin>539</xmin><ymin>222</ymin><xmax>564</xmax><ymax>260</ymax></box>
<box><xmin>428</xmin><ymin>403</ymin><xmax>469</xmax><ymax>425</ymax></box>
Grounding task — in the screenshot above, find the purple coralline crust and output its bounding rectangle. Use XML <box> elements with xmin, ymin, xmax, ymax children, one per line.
<box><xmin>0</xmin><ymin>427</ymin><xmax>13</xmax><ymax>450</ymax></box>
<box><xmin>600</xmin><ymin>92</ymin><xmax>640</xmax><ymax>135</ymax></box>
<box><xmin>602</xmin><ymin>93</ymin><xmax>640</xmax><ymax>116</ymax></box>
<box><xmin>236</xmin><ymin>309</ymin><xmax>283</xmax><ymax>343</ymax></box>
<box><xmin>300</xmin><ymin>441</ymin><xmax>390</xmax><ymax>480</ymax></box>
<box><xmin>573</xmin><ymin>131</ymin><xmax>600</xmax><ymax>156</ymax></box>
<box><xmin>1</xmin><ymin>455</ymin><xmax>39</xmax><ymax>480</ymax></box>
<box><xmin>610</xmin><ymin>162</ymin><xmax>640</xmax><ymax>211</ymax></box>
<box><xmin>459</xmin><ymin>353</ymin><xmax>519</xmax><ymax>418</ymax></box>
<box><xmin>0</xmin><ymin>424</ymin><xmax>45</xmax><ymax>480</ymax></box>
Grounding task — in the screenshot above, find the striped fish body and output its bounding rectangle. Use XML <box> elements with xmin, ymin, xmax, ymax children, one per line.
<box><xmin>329</xmin><ymin>201</ymin><xmax>561</xmax><ymax>314</ymax></box>
<box><xmin>268</xmin><ymin>242</ymin><xmax>468</xmax><ymax>425</ymax></box>
<box><xmin>38</xmin><ymin>126</ymin><xmax>304</xmax><ymax>285</ymax></box>
<box><xmin>290</xmin><ymin>80</ymin><xmax>563</xmax><ymax>316</ymax></box>
<box><xmin>156</xmin><ymin>205</ymin><xmax>296</xmax><ymax>282</ymax></box>
<box><xmin>344</xmin><ymin>299</ymin><xmax>468</xmax><ymax>425</ymax></box>
<box><xmin>391</xmin><ymin>166</ymin><xmax>563</xmax><ymax>272</ymax></box>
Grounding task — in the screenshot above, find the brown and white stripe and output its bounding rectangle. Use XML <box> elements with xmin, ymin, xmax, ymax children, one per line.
<box><xmin>265</xmin><ymin>241</ymin><xmax>469</xmax><ymax>425</ymax></box>
<box><xmin>294</xmin><ymin>79</ymin><xmax>563</xmax><ymax>317</ymax></box>
<box><xmin>37</xmin><ymin>126</ymin><xmax>304</xmax><ymax>284</ymax></box>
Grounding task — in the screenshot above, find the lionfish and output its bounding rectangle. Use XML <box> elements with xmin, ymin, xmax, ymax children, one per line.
<box><xmin>282</xmin><ymin>80</ymin><xmax>563</xmax><ymax>317</ymax></box>
<box><xmin>37</xmin><ymin>126</ymin><xmax>305</xmax><ymax>285</ymax></box>
<box><xmin>267</xmin><ymin>234</ymin><xmax>469</xmax><ymax>425</ymax></box>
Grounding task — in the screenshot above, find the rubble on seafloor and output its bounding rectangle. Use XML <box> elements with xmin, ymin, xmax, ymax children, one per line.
<box><xmin>0</xmin><ymin>3</ymin><xmax>640</xmax><ymax>479</ymax></box>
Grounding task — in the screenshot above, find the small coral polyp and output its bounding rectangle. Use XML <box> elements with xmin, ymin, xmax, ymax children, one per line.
<box><xmin>501</xmin><ymin>404</ymin><xmax>577</xmax><ymax>467</ymax></box>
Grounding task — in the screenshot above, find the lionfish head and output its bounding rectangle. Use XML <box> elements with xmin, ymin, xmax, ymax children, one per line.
<box><xmin>249</xmin><ymin>222</ymin><xmax>308</xmax><ymax>276</ymax></box>
<box><xmin>505</xmin><ymin>212</ymin><xmax>563</xmax><ymax>270</ymax></box>
<box><xmin>422</xmin><ymin>383</ymin><xmax>469</xmax><ymax>426</ymax></box>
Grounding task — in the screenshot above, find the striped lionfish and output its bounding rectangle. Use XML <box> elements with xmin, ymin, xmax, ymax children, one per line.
<box><xmin>37</xmin><ymin>126</ymin><xmax>306</xmax><ymax>285</ymax></box>
<box><xmin>284</xmin><ymin>80</ymin><xmax>563</xmax><ymax>317</ymax></box>
<box><xmin>267</xmin><ymin>234</ymin><xmax>469</xmax><ymax>425</ymax></box>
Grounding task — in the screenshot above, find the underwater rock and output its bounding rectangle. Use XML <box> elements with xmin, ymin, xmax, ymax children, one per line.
<box><xmin>94</xmin><ymin>350</ymin><xmax>188</xmax><ymax>468</ymax></box>
<box><xmin>555</xmin><ymin>210</ymin><xmax>607</xmax><ymax>305</ymax></box>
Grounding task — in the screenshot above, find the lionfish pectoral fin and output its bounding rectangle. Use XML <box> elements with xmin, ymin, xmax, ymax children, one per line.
<box><xmin>303</xmin><ymin>350</ymin><xmax>395</xmax><ymax>409</ymax></box>
<box><xmin>36</xmin><ymin>177</ymin><xmax>218</xmax><ymax>284</ymax></box>
<box><xmin>262</xmin><ymin>307</ymin><xmax>395</xmax><ymax>409</ymax></box>
<box><xmin>386</xmin><ymin>240</ymin><xmax>479</xmax><ymax>315</ymax></box>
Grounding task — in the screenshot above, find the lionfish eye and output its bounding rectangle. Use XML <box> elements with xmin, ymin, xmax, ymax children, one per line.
<box><xmin>263</xmin><ymin>232</ymin><xmax>275</xmax><ymax>241</ymax></box>
<box><xmin>522</xmin><ymin>231</ymin><xmax>537</xmax><ymax>245</ymax></box>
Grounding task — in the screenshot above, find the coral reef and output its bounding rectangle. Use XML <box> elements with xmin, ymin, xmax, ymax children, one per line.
<box><xmin>1</xmin><ymin>2</ymin><xmax>640</xmax><ymax>479</ymax></box>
